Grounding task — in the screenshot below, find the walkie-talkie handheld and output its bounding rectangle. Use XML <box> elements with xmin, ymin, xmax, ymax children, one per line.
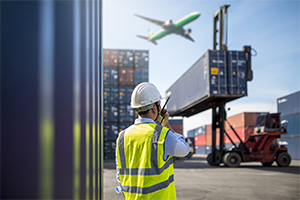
<box><xmin>156</xmin><ymin>96</ymin><xmax>170</xmax><ymax>124</ymax></box>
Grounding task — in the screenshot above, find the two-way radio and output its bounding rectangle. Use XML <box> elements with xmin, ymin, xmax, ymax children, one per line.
<box><xmin>156</xmin><ymin>96</ymin><xmax>170</xmax><ymax>124</ymax></box>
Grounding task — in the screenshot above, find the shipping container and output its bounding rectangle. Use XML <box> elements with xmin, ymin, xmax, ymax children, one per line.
<box><xmin>104</xmin><ymin>124</ymin><xmax>111</xmax><ymax>140</ymax></box>
<box><xmin>110</xmin><ymin>104</ymin><xmax>119</xmax><ymax>122</ymax></box>
<box><xmin>111</xmin><ymin>87</ymin><xmax>119</xmax><ymax>104</ymax></box>
<box><xmin>103</xmin><ymin>49</ymin><xmax>119</xmax><ymax>67</ymax></box>
<box><xmin>224</xmin><ymin>126</ymin><xmax>255</xmax><ymax>144</ymax></box>
<box><xmin>206</xmin><ymin>131</ymin><xmax>220</xmax><ymax>146</ymax></box>
<box><xmin>119</xmin><ymin>67</ymin><xmax>134</xmax><ymax>86</ymax></box>
<box><xmin>119</xmin><ymin>86</ymin><xmax>126</xmax><ymax>104</ymax></box>
<box><xmin>134</xmin><ymin>68</ymin><xmax>149</xmax><ymax>85</ymax></box>
<box><xmin>187</xmin><ymin>129</ymin><xmax>195</xmax><ymax>138</ymax></box>
<box><xmin>169</xmin><ymin>119</ymin><xmax>183</xmax><ymax>124</ymax></box>
<box><xmin>103</xmin><ymin>67</ymin><xmax>118</xmax><ymax>86</ymax></box>
<box><xmin>277</xmin><ymin>91</ymin><xmax>300</xmax><ymax>117</ymax></box>
<box><xmin>195</xmin><ymin>135</ymin><xmax>206</xmax><ymax>146</ymax></box>
<box><xmin>111</xmin><ymin>123</ymin><xmax>119</xmax><ymax>140</ymax></box>
<box><xmin>206</xmin><ymin>124</ymin><xmax>213</xmax><ymax>135</ymax></box>
<box><xmin>281</xmin><ymin>113</ymin><xmax>300</xmax><ymax>138</ymax></box>
<box><xmin>126</xmin><ymin>86</ymin><xmax>134</xmax><ymax>104</ymax></box>
<box><xmin>103</xmin><ymin>49</ymin><xmax>111</xmax><ymax>67</ymax></box>
<box><xmin>166</xmin><ymin>50</ymin><xmax>248</xmax><ymax>117</ymax></box>
<box><xmin>110</xmin><ymin>49</ymin><xmax>119</xmax><ymax>67</ymax></box>
<box><xmin>134</xmin><ymin>50</ymin><xmax>149</xmax><ymax>67</ymax></box>
<box><xmin>225</xmin><ymin>112</ymin><xmax>258</xmax><ymax>130</ymax></box>
<box><xmin>118</xmin><ymin>49</ymin><xmax>134</xmax><ymax>67</ymax></box>
<box><xmin>195</xmin><ymin>125</ymin><xmax>206</xmax><ymax>136</ymax></box>
<box><xmin>280</xmin><ymin>137</ymin><xmax>300</xmax><ymax>159</ymax></box>
<box><xmin>171</xmin><ymin>124</ymin><xmax>183</xmax><ymax>135</ymax></box>
<box><xmin>119</xmin><ymin>105</ymin><xmax>127</xmax><ymax>122</ymax></box>
<box><xmin>103</xmin><ymin>105</ymin><xmax>110</xmax><ymax>122</ymax></box>
<box><xmin>227</xmin><ymin>51</ymin><xmax>247</xmax><ymax>95</ymax></box>
<box><xmin>103</xmin><ymin>87</ymin><xmax>111</xmax><ymax>104</ymax></box>
<box><xmin>103</xmin><ymin>67</ymin><xmax>110</xmax><ymax>85</ymax></box>
<box><xmin>127</xmin><ymin>105</ymin><xmax>136</xmax><ymax>123</ymax></box>
<box><xmin>195</xmin><ymin>145</ymin><xmax>206</xmax><ymax>154</ymax></box>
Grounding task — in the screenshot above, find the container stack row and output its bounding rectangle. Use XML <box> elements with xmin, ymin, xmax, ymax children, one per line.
<box><xmin>103</xmin><ymin>49</ymin><xmax>149</xmax><ymax>159</ymax></box>
<box><xmin>277</xmin><ymin>91</ymin><xmax>300</xmax><ymax>159</ymax></box>
<box><xmin>188</xmin><ymin>112</ymin><xmax>259</xmax><ymax>155</ymax></box>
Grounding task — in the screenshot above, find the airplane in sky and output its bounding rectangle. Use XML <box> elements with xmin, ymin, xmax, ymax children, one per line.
<box><xmin>135</xmin><ymin>12</ymin><xmax>201</xmax><ymax>45</ymax></box>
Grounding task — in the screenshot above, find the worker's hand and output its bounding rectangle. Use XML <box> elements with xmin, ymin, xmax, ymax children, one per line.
<box><xmin>161</xmin><ymin>109</ymin><xmax>170</xmax><ymax>127</ymax></box>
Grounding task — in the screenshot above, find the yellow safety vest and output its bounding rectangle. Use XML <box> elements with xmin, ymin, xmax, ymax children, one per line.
<box><xmin>116</xmin><ymin>123</ymin><xmax>176</xmax><ymax>200</ymax></box>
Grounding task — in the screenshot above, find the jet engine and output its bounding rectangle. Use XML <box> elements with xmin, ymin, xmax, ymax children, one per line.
<box><xmin>184</xmin><ymin>29</ymin><xmax>192</xmax><ymax>35</ymax></box>
<box><xmin>162</xmin><ymin>20</ymin><xmax>173</xmax><ymax>29</ymax></box>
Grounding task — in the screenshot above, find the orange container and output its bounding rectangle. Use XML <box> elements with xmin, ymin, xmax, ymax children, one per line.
<box><xmin>225</xmin><ymin>112</ymin><xmax>257</xmax><ymax>130</ymax></box>
<box><xmin>171</xmin><ymin>124</ymin><xmax>183</xmax><ymax>135</ymax></box>
<box><xmin>195</xmin><ymin>135</ymin><xmax>206</xmax><ymax>146</ymax></box>
<box><xmin>224</xmin><ymin>126</ymin><xmax>255</xmax><ymax>144</ymax></box>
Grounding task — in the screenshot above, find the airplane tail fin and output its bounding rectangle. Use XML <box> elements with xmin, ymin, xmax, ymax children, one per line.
<box><xmin>148</xmin><ymin>29</ymin><xmax>154</xmax><ymax>37</ymax></box>
<box><xmin>136</xmin><ymin>35</ymin><xmax>157</xmax><ymax>45</ymax></box>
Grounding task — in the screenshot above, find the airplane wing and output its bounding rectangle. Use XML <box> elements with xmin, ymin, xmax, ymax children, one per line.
<box><xmin>134</xmin><ymin>14</ymin><xmax>165</xmax><ymax>26</ymax></box>
<box><xmin>136</xmin><ymin>35</ymin><xmax>157</xmax><ymax>45</ymax></box>
<box><xmin>174</xmin><ymin>28</ymin><xmax>195</xmax><ymax>42</ymax></box>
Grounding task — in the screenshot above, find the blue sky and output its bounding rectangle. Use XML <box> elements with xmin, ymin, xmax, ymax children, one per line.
<box><xmin>103</xmin><ymin>0</ymin><xmax>300</xmax><ymax>136</ymax></box>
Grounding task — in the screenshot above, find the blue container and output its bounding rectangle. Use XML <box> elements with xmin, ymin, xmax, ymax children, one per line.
<box><xmin>195</xmin><ymin>145</ymin><xmax>206</xmax><ymax>154</ymax></box>
<box><xmin>110</xmin><ymin>87</ymin><xmax>119</xmax><ymax>104</ymax></box>
<box><xmin>103</xmin><ymin>105</ymin><xmax>110</xmax><ymax>122</ymax></box>
<box><xmin>169</xmin><ymin>119</ymin><xmax>183</xmax><ymax>125</ymax></box>
<box><xmin>134</xmin><ymin>68</ymin><xmax>148</xmax><ymax>85</ymax></box>
<box><xmin>111</xmin><ymin>123</ymin><xmax>119</xmax><ymax>140</ymax></box>
<box><xmin>281</xmin><ymin>113</ymin><xmax>300</xmax><ymax>138</ymax></box>
<box><xmin>280</xmin><ymin>137</ymin><xmax>300</xmax><ymax>159</ymax></box>
<box><xmin>126</xmin><ymin>86</ymin><xmax>134</xmax><ymax>104</ymax></box>
<box><xmin>195</xmin><ymin>125</ymin><xmax>206</xmax><ymax>136</ymax></box>
<box><xmin>227</xmin><ymin>51</ymin><xmax>247</xmax><ymax>95</ymax></box>
<box><xmin>187</xmin><ymin>129</ymin><xmax>195</xmax><ymax>138</ymax></box>
<box><xmin>277</xmin><ymin>91</ymin><xmax>300</xmax><ymax>117</ymax></box>
<box><xmin>127</xmin><ymin>105</ymin><xmax>135</xmax><ymax>123</ymax></box>
<box><xmin>110</xmin><ymin>67</ymin><xmax>119</xmax><ymax>86</ymax></box>
<box><xmin>118</xmin><ymin>49</ymin><xmax>134</xmax><ymax>67</ymax></box>
<box><xmin>167</xmin><ymin>50</ymin><xmax>248</xmax><ymax>117</ymax></box>
<box><xmin>119</xmin><ymin>86</ymin><xmax>126</xmax><ymax>104</ymax></box>
<box><xmin>103</xmin><ymin>124</ymin><xmax>111</xmax><ymax>140</ymax></box>
<box><xmin>119</xmin><ymin>105</ymin><xmax>127</xmax><ymax>123</ymax></box>
<box><xmin>134</xmin><ymin>50</ymin><xmax>149</xmax><ymax>67</ymax></box>
<box><xmin>103</xmin><ymin>68</ymin><xmax>110</xmax><ymax>85</ymax></box>
<box><xmin>103</xmin><ymin>87</ymin><xmax>111</xmax><ymax>104</ymax></box>
<box><xmin>111</xmin><ymin>104</ymin><xmax>119</xmax><ymax>122</ymax></box>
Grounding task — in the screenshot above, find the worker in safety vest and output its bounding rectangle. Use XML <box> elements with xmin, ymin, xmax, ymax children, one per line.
<box><xmin>115</xmin><ymin>82</ymin><xmax>190</xmax><ymax>200</ymax></box>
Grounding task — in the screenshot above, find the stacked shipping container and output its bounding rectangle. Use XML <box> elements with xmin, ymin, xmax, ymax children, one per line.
<box><xmin>103</xmin><ymin>49</ymin><xmax>149</xmax><ymax>159</ymax></box>
<box><xmin>190</xmin><ymin>112</ymin><xmax>259</xmax><ymax>155</ymax></box>
<box><xmin>277</xmin><ymin>91</ymin><xmax>300</xmax><ymax>159</ymax></box>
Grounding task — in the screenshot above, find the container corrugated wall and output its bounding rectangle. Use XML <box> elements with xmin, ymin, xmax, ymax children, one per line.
<box><xmin>166</xmin><ymin>50</ymin><xmax>248</xmax><ymax>117</ymax></box>
<box><xmin>2</xmin><ymin>1</ymin><xmax>103</xmax><ymax>199</ymax></box>
<box><xmin>277</xmin><ymin>91</ymin><xmax>300</xmax><ymax>159</ymax></box>
<box><xmin>103</xmin><ymin>49</ymin><xmax>149</xmax><ymax>159</ymax></box>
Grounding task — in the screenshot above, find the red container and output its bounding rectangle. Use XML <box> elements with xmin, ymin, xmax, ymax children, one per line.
<box><xmin>224</xmin><ymin>126</ymin><xmax>255</xmax><ymax>144</ymax></box>
<box><xmin>225</xmin><ymin>112</ymin><xmax>257</xmax><ymax>130</ymax></box>
<box><xmin>206</xmin><ymin>130</ymin><xmax>220</xmax><ymax>146</ymax></box>
<box><xmin>103</xmin><ymin>49</ymin><xmax>119</xmax><ymax>67</ymax></box>
<box><xmin>171</xmin><ymin>124</ymin><xmax>183</xmax><ymax>135</ymax></box>
<box><xmin>119</xmin><ymin>67</ymin><xmax>134</xmax><ymax>86</ymax></box>
<box><xmin>195</xmin><ymin>135</ymin><xmax>206</xmax><ymax>146</ymax></box>
<box><xmin>206</xmin><ymin>124</ymin><xmax>212</xmax><ymax>135</ymax></box>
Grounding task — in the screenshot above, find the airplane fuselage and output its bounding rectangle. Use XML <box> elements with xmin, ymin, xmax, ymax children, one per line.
<box><xmin>149</xmin><ymin>12</ymin><xmax>200</xmax><ymax>41</ymax></box>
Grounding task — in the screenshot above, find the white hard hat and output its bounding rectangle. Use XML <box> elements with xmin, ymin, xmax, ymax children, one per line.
<box><xmin>131</xmin><ymin>82</ymin><xmax>163</xmax><ymax>110</ymax></box>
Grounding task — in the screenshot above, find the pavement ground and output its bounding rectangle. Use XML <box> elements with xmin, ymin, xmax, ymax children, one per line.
<box><xmin>103</xmin><ymin>154</ymin><xmax>300</xmax><ymax>200</ymax></box>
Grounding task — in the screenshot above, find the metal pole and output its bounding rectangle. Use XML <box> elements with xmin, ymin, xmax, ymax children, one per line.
<box><xmin>212</xmin><ymin>107</ymin><xmax>217</xmax><ymax>162</ymax></box>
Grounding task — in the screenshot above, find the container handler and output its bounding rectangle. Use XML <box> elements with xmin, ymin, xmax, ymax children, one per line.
<box><xmin>207</xmin><ymin>113</ymin><xmax>291</xmax><ymax>167</ymax></box>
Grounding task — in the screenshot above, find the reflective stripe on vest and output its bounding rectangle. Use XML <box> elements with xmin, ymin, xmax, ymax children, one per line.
<box><xmin>117</xmin><ymin>123</ymin><xmax>175</xmax><ymax>197</ymax></box>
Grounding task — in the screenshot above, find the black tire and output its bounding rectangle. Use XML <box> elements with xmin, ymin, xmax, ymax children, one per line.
<box><xmin>222</xmin><ymin>152</ymin><xmax>230</xmax><ymax>167</ymax></box>
<box><xmin>276</xmin><ymin>152</ymin><xmax>291</xmax><ymax>167</ymax></box>
<box><xmin>187</xmin><ymin>152</ymin><xmax>193</xmax><ymax>159</ymax></box>
<box><xmin>261</xmin><ymin>161</ymin><xmax>273</xmax><ymax>167</ymax></box>
<box><xmin>223</xmin><ymin>152</ymin><xmax>241</xmax><ymax>167</ymax></box>
<box><xmin>207</xmin><ymin>151</ymin><xmax>220</xmax><ymax>166</ymax></box>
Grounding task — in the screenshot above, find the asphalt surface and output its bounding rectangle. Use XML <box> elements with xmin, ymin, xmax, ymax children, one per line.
<box><xmin>103</xmin><ymin>154</ymin><xmax>300</xmax><ymax>200</ymax></box>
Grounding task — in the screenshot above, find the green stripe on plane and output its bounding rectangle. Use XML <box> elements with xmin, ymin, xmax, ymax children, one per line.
<box><xmin>135</xmin><ymin>12</ymin><xmax>200</xmax><ymax>45</ymax></box>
